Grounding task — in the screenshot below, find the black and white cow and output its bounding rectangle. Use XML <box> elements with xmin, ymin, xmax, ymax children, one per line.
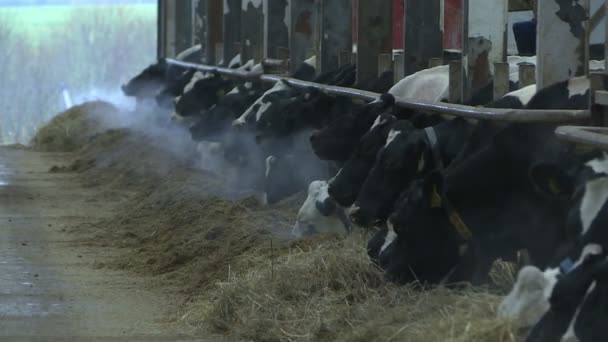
<box><xmin>172</xmin><ymin>73</ymin><xmax>235</xmax><ymax>122</ymax></box>
<box><xmin>309</xmin><ymin>93</ymin><xmax>398</xmax><ymax>162</ymax></box>
<box><xmin>365</xmin><ymin>74</ymin><xmax>600</xmax><ymax>284</ymax></box>
<box><xmin>326</xmin><ymin>113</ymin><xmax>400</xmax><ymax>207</ymax></box>
<box><xmin>350</xmin><ymin>117</ymin><xmax>476</xmax><ymax>227</ymax></box>
<box><xmin>501</xmin><ymin>245</ymin><xmax>604</xmax><ymax>337</ymax></box>
<box><xmin>367</xmin><ymin>114</ymin><xmax>584</xmax><ymax>284</ymax></box>
<box><xmin>154</xmin><ymin>68</ymin><xmax>197</xmax><ymax>110</ymax></box>
<box><xmin>121</xmin><ymin>45</ymin><xmax>203</xmax><ymax>103</ymax></box>
<box><xmin>189</xmin><ymin>82</ymin><xmax>263</xmax><ymax>141</ymax></box>
<box><xmin>292</xmin><ymin>180</ymin><xmax>351</xmax><ymax>237</ymax></box>
<box><xmin>499</xmin><ymin>152</ymin><xmax>608</xmax><ymax>332</ymax></box>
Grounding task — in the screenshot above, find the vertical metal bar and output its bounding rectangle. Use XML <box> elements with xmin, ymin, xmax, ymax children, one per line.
<box><xmin>590</xmin><ymin>72</ymin><xmax>607</xmax><ymax>125</ymax></box>
<box><xmin>518</xmin><ymin>62</ymin><xmax>536</xmax><ymax>88</ymax></box>
<box><xmin>403</xmin><ymin>0</ymin><xmax>443</xmax><ymax>76</ymax></box>
<box><xmin>175</xmin><ymin>0</ymin><xmax>195</xmax><ymax>55</ymax></box>
<box><xmin>393</xmin><ymin>52</ymin><xmax>405</xmax><ymax>83</ymax></box>
<box><xmin>204</xmin><ymin>0</ymin><xmax>224</xmax><ymax>64</ymax></box>
<box><xmin>461</xmin><ymin>0</ymin><xmax>469</xmax><ymax>102</ymax></box>
<box><xmin>157</xmin><ymin>0</ymin><xmax>164</xmax><ymax>59</ymax></box>
<box><xmin>537</xmin><ymin>0</ymin><xmax>590</xmax><ymax>89</ymax></box>
<box><xmin>377</xmin><ymin>54</ymin><xmax>393</xmax><ymax>77</ymax></box>
<box><xmin>164</xmin><ymin>0</ymin><xmax>177</xmax><ymax>57</ymax></box>
<box><xmin>356</xmin><ymin>0</ymin><xmax>392</xmax><ymax>83</ymax></box>
<box><xmin>223</xmin><ymin>0</ymin><xmax>242</xmax><ymax>65</ymax></box>
<box><xmin>449</xmin><ymin>60</ymin><xmax>462</xmax><ymax>103</ymax></box>
<box><xmin>605</xmin><ymin>0</ymin><xmax>608</xmax><ymax>72</ymax></box>
<box><xmin>290</xmin><ymin>0</ymin><xmax>321</xmax><ymax>75</ymax></box>
<box><xmin>241</xmin><ymin>0</ymin><xmax>265</xmax><ymax>63</ymax></box>
<box><xmin>319</xmin><ymin>0</ymin><xmax>352</xmax><ymax>74</ymax></box>
<box><xmin>493</xmin><ymin>62</ymin><xmax>510</xmax><ymax>100</ymax></box>
<box><xmin>264</xmin><ymin>0</ymin><xmax>289</xmax><ymax>59</ymax></box>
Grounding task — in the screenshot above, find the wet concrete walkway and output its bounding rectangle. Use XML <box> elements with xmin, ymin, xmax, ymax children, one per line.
<box><xmin>0</xmin><ymin>148</ymin><xmax>198</xmax><ymax>341</ymax></box>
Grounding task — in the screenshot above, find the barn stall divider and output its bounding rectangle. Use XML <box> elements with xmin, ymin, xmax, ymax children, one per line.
<box><xmin>158</xmin><ymin>0</ymin><xmax>608</xmax><ymax>143</ymax></box>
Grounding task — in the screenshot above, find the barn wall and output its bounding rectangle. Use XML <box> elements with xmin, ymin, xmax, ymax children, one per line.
<box><xmin>444</xmin><ymin>0</ymin><xmax>462</xmax><ymax>49</ymax></box>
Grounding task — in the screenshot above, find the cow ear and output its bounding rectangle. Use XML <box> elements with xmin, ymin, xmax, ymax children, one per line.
<box><xmin>529</xmin><ymin>162</ymin><xmax>574</xmax><ymax>198</ymax></box>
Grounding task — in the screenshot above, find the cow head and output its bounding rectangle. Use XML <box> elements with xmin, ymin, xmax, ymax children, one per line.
<box><xmin>310</xmin><ymin>93</ymin><xmax>395</xmax><ymax>162</ymax></box>
<box><xmin>327</xmin><ymin>113</ymin><xmax>397</xmax><ymax>207</ymax></box>
<box><xmin>350</xmin><ymin>121</ymin><xmax>421</xmax><ymax>227</ymax></box>
<box><xmin>174</xmin><ymin>74</ymin><xmax>231</xmax><ymax>118</ymax></box>
<box><xmin>499</xmin><ymin>244</ymin><xmax>603</xmax><ymax>330</ymax></box>
<box><xmin>374</xmin><ymin>171</ymin><xmax>468</xmax><ymax>284</ymax></box>
<box><xmin>154</xmin><ymin>68</ymin><xmax>197</xmax><ymax>110</ymax></box>
<box><xmin>529</xmin><ymin>152</ymin><xmax>608</xmax><ymax>241</ymax></box>
<box><xmin>292</xmin><ymin>180</ymin><xmax>350</xmax><ymax>238</ymax></box>
<box><xmin>121</xmin><ymin>59</ymin><xmax>168</xmax><ymax>99</ymax></box>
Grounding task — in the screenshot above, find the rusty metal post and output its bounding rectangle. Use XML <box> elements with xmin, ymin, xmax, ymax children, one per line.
<box><xmin>393</xmin><ymin>52</ymin><xmax>405</xmax><ymax>84</ymax></box>
<box><xmin>241</xmin><ymin>0</ymin><xmax>265</xmax><ymax>63</ymax></box>
<box><xmin>449</xmin><ymin>60</ymin><xmax>463</xmax><ymax>104</ymax></box>
<box><xmin>223</xmin><ymin>0</ymin><xmax>242</xmax><ymax>65</ymax></box>
<box><xmin>537</xmin><ymin>0</ymin><xmax>590</xmax><ymax>89</ymax></box>
<box><xmin>493</xmin><ymin>62</ymin><xmax>510</xmax><ymax>100</ymax></box>
<box><xmin>289</xmin><ymin>0</ymin><xmax>321</xmax><ymax>75</ymax></box>
<box><xmin>319</xmin><ymin>0</ymin><xmax>352</xmax><ymax>73</ymax></box>
<box><xmin>403</xmin><ymin>0</ymin><xmax>443</xmax><ymax>76</ymax></box>
<box><xmin>356</xmin><ymin>0</ymin><xmax>392</xmax><ymax>83</ymax></box>
<box><xmin>198</xmin><ymin>0</ymin><xmax>223</xmax><ymax>64</ymax></box>
<box><xmin>264</xmin><ymin>0</ymin><xmax>289</xmax><ymax>59</ymax></box>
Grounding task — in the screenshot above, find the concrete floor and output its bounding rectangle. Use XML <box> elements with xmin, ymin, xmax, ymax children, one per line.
<box><xmin>0</xmin><ymin>148</ymin><xmax>200</xmax><ymax>341</ymax></box>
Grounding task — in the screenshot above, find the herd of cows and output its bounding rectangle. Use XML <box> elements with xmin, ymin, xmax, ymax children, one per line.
<box><xmin>121</xmin><ymin>43</ymin><xmax>608</xmax><ymax>340</ymax></box>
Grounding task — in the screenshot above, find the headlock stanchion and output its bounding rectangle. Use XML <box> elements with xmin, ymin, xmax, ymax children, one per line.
<box><xmin>289</xmin><ymin>0</ymin><xmax>321</xmax><ymax>75</ymax></box>
<box><xmin>223</xmin><ymin>0</ymin><xmax>242</xmax><ymax>65</ymax></box>
<box><xmin>241</xmin><ymin>0</ymin><xmax>265</xmax><ymax>63</ymax></box>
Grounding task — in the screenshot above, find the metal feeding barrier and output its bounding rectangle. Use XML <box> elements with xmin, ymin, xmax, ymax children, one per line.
<box><xmin>555</xmin><ymin>126</ymin><xmax>608</xmax><ymax>151</ymax></box>
<box><xmin>167</xmin><ymin>57</ymin><xmax>590</xmax><ymax>123</ymax></box>
<box><xmin>159</xmin><ymin>0</ymin><xmax>608</xmax><ymax>132</ymax></box>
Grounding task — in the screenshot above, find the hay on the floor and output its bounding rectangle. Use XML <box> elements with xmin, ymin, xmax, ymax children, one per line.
<box><xmin>31</xmin><ymin>101</ymin><xmax>119</xmax><ymax>152</ymax></box>
<box><xmin>33</xmin><ymin>101</ymin><xmax>525</xmax><ymax>341</ymax></box>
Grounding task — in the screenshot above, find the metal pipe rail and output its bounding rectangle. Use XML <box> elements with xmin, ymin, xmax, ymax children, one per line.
<box><xmin>262</xmin><ymin>58</ymin><xmax>289</xmax><ymax>68</ymax></box>
<box><xmin>555</xmin><ymin>126</ymin><xmax>608</xmax><ymax>150</ymax></box>
<box><xmin>166</xmin><ymin>58</ymin><xmax>263</xmax><ymax>80</ymax></box>
<box><xmin>168</xmin><ymin>59</ymin><xmax>591</xmax><ymax>123</ymax></box>
<box><xmin>263</xmin><ymin>75</ymin><xmax>591</xmax><ymax>123</ymax></box>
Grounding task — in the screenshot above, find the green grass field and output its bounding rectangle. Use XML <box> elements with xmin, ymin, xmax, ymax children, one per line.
<box><xmin>0</xmin><ymin>5</ymin><xmax>157</xmax><ymax>144</ymax></box>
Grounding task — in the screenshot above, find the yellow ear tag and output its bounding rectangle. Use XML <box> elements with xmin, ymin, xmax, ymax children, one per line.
<box><xmin>430</xmin><ymin>185</ymin><xmax>443</xmax><ymax>208</ymax></box>
<box><xmin>548</xmin><ymin>178</ymin><xmax>562</xmax><ymax>195</ymax></box>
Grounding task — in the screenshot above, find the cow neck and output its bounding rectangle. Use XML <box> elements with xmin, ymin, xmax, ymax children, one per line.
<box><xmin>424</xmin><ymin>127</ymin><xmax>473</xmax><ymax>242</ymax></box>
